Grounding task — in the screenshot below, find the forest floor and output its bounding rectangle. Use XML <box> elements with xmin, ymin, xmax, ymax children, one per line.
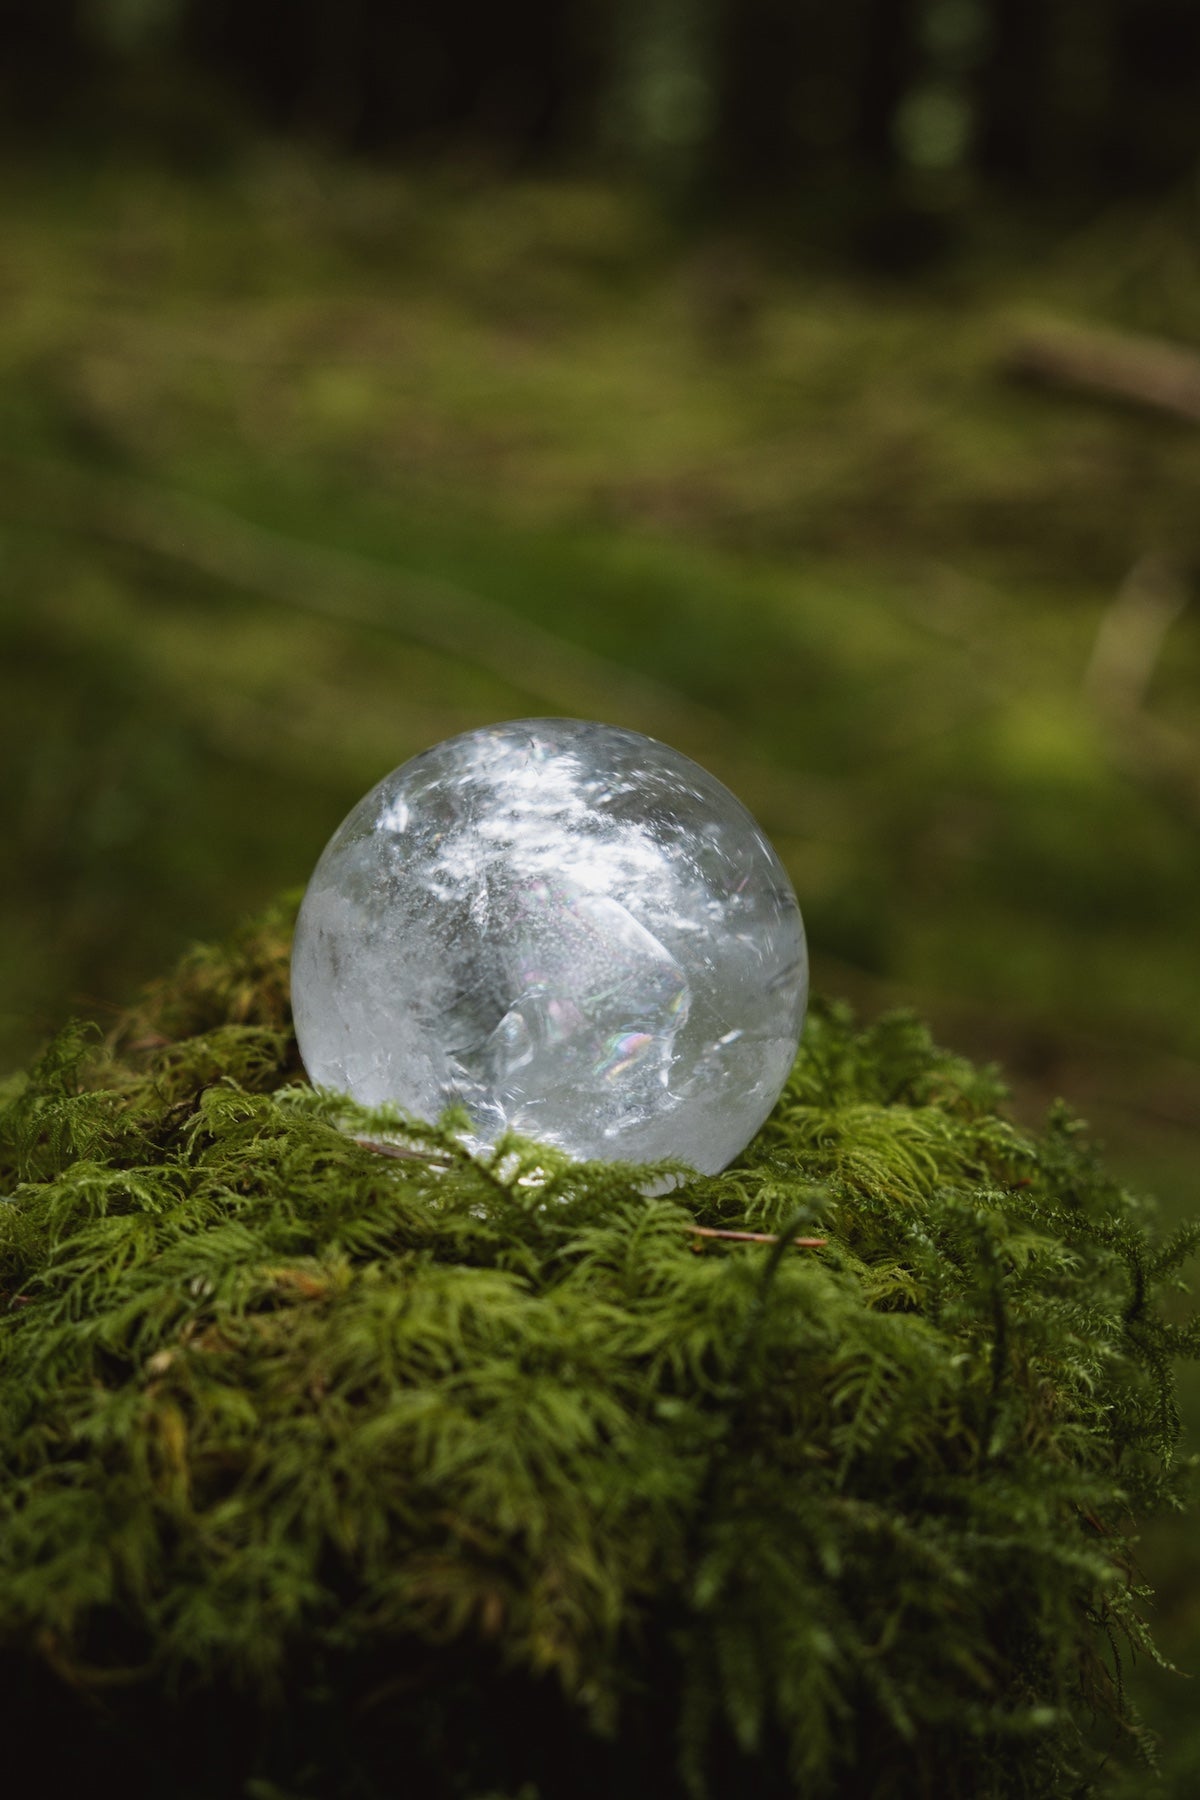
<box><xmin>1</xmin><ymin>148</ymin><xmax>1198</xmax><ymax>1785</ymax></box>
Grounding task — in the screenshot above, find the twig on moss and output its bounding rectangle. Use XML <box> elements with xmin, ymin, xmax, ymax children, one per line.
<box><xmin>353</xmin><ymin>1135</ymin><xmax>454</xmax><ymax>1165</ymax></box>
<box><xmin>688</xmin><ymin>1224</ymin><xmax>826</xmax><ymax>1249</ymax></box>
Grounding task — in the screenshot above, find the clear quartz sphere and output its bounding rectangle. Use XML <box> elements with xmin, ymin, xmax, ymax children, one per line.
<box><xmin>291</xmin><ymin>719</ymin><xmax>807</xmax><ymax>1174</ymax></box>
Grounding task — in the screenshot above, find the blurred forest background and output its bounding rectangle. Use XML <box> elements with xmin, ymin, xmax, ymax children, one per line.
<box><xmin>0</xmin><ymin>0</ymin><xmax>1198</xmax><ymax>1785</ymax></box>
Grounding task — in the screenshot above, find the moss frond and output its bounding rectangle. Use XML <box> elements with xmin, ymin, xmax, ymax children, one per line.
<box><xmin>0</xmin><ymin>907</ymin><xmax>1195</xmax><ymax>1799</ymax></box>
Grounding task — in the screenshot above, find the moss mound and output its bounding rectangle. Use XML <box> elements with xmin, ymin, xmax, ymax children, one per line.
<box><xmin>1</xmin><ymin>900</ymin><xmax>1196</xmax><ymax>1799</ymax></box>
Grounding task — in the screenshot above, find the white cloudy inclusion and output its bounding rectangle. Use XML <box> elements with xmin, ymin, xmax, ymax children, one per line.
<box><xmin>291</xmin><ymin>719</ymin><xmax>807</xmax><ymax>1174</ymax></box>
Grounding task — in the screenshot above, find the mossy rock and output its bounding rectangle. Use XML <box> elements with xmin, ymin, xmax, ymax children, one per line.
<box><xmin>0</xmin><ymin>899</ymin><xmax>1196</xmax><ymax>1799</ymax></box>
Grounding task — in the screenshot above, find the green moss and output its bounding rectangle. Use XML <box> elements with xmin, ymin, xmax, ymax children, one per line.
<box><xmin>1</xmin><ymin>902</ymin><xmax>1196</xmax><ymax>1798</ymax></box>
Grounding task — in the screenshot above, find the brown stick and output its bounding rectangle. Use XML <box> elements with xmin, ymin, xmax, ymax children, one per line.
<box><xmin>1084</xmin><ymin>552</ymin><xmax>1190</xmax><ymax>718</ymax></box>
<box><xmin>1006</xmin><ymin>318</ymin><xmax>1200</xmax><ymax>426</ymax></box>
<box><xmin>688</xmin><ymin>1225</ymin><xmax>827</xmax><ymax>1249</ymax></box>
<box><xmin>353</xmin><ymin>1135</ymin><xmax>452</xmax><ymax>1164</ymax></box>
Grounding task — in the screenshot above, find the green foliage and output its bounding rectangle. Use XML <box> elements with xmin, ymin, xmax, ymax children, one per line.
<box><xmin>3</xmin><ymin>161</ymin><xmax>1200</xmax><ymax>1113</ymax></box>
<box><xmin>0</xmin><ymin>904</ymin><xmax>1196</xmax><ymax>1798</ymax></box>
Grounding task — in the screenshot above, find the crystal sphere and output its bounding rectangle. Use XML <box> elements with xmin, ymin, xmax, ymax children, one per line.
<box><xmin>291</xmin><ymin>720</ymin><xmax>807</xmax><ymax>1174</ymax></box>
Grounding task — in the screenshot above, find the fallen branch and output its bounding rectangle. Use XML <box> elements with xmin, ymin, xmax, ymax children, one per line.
<box><xmin>1005</xmin><ymin>318</ymin><xmax>1200</xmax><ymax>426</ymax></box>
<box><xmin>1082</xmin><ymin>552</ymin><xmax>1199</xmax><ymax>820</ymax></box>
<box><xmin>1084</xmin><ymin>551</ymin><xmax>1190</xmax><ymax>717</ymax></box>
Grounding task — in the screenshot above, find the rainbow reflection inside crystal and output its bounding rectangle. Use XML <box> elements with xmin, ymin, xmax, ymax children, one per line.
<box><xmin>291</xmin><ymin>719</ymin><xmax>807</xmax><ymax>1174</ymax></box>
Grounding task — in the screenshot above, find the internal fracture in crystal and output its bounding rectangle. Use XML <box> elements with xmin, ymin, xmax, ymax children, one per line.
<box><xmin>291</xmin><ymin>719</ymin><xmax>807</xmax><ymax>1173</ymax></box>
